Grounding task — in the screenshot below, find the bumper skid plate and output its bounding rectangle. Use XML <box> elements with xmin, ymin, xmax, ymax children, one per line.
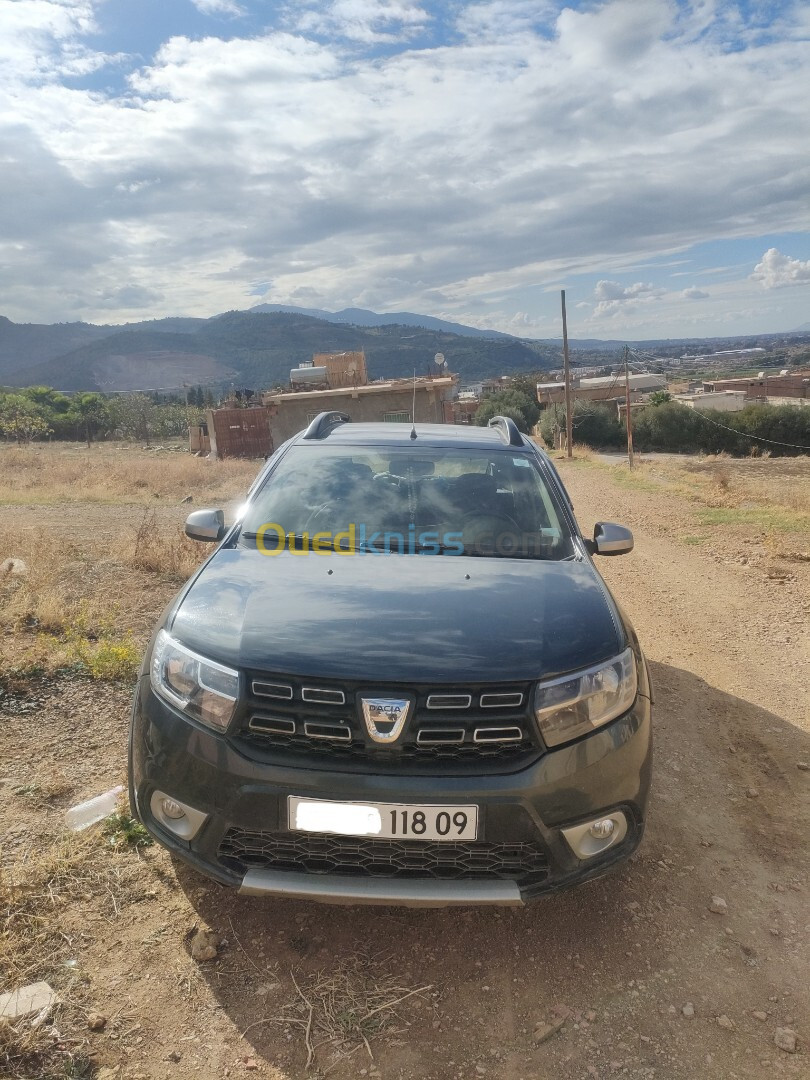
<box><xmin>238</xmin><ymin>868</ymin><xmax>524</xmax><ymax>907</ymax></box>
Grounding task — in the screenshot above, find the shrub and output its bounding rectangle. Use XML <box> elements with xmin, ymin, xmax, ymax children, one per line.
<box><xmin>474</xmin><ymin>390</ymin><xmax>540</xmax><ymax>433</ymax></box>
<box><xmin>539</xmin><ymin>401</ymin><xmax>625</xmax><ymax>448</ymax></box>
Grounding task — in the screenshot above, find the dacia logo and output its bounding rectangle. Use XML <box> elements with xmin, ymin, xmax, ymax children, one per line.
<box><xmin>360</xmin><ymin>697</ymin><xmax>411</xmax><ymax>744</ymax></box>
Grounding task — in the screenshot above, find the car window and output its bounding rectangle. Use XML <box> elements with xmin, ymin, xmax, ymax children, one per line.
<box><xmin>238</xmin><ymin>445</ymin><xmax>574</xmax><ymax>559</ymax></box>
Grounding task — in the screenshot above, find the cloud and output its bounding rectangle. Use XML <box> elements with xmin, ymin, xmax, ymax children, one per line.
<box><xmin>592</xmin><ymin>280</ymin><xmax>664</xmax><ymax>317</ymax></box>
<box><xmin>92</xmin><ymin>285</ymin><xmax>165</xmax><ymax>309</ymax></box>
<box><xmin>455</xmin><ymin>1</ymin><xmax>559</xmax><ymax>40</ymax></box>
<box><xmin>1</xmin><ymin>0</ymin><xmax>810</xmax><ymax>334</ymax></box>
<box><xmin>292</xmin><ymin>1</ymin><xmax>430</xmax><ymax>43</ymax></box>
<box><xmin>682</xmin><ymin>286</ymin><xmax>709</xmax><ymax>299</ymax></box>
<box><xmin>751</xmin><ymin>247</ymin><xmax>810</xmax><ymax>289</ymax></box>
<box><xmin>191</xmin><ymin>0</ymin><xmax>245</xmax><ymax>15</ymax></box>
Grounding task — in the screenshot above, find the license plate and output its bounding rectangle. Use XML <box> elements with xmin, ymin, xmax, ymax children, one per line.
<box><xmin>288</xmin><ymin>797</ymin><xmax>478</xmax><ymax>841</ymax></box>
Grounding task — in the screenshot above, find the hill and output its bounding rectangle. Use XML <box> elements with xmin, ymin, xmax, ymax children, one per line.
<box><xmin>2</xmin><ymin>311</ymin><xmax>558</xmax><ymax>391</ymax></box>
<box><xmin>248</xmin><ymin>304</ymin><xmax>510</xmax><ymax>339</ymax></box>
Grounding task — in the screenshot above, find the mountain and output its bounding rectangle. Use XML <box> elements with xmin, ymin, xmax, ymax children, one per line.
<box><xmin>1</xmin><ymin>311</ymin><xmax>559</xmax><ymax>392</ymax></box>
<box><xmin>248</xmin><ymin>304</ymin><xmax>510</xmax><ymax>339</ymax></box>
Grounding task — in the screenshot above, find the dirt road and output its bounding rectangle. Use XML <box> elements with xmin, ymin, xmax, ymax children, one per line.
<box><xmin>1</xmin><ymin>456</ymin><xmax>807</xmax><ymax>1079</ymax></box>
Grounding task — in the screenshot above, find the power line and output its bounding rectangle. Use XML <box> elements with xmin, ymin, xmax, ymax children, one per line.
<box><xmin>689</xmin><ymin>408</ymin><xmax>810</xmax><ymax>451</ymax></box>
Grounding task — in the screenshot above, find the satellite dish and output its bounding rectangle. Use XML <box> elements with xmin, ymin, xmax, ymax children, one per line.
<box><xmin>434</xmin><ymin>352</ymin><xmax>445</xmax><ymax>366</ymax></box>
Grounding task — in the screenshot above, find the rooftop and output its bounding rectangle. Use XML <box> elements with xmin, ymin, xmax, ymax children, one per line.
<box><xmin>264</xmin><ymin>375</ymin><xmax>457</xmax><ymax>403</ymax></box>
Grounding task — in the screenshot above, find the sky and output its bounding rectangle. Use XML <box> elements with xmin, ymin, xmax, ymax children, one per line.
<box><xmin>1</xmin><ymin>0</ymin><xmax>809</xmax><ymax>340</ymax></box>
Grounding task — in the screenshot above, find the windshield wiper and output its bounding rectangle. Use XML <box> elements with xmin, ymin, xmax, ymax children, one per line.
<box><xmin>240</xmin><ymin>531</ymin><xmax>358</xmax><ymax>553</ymax></box>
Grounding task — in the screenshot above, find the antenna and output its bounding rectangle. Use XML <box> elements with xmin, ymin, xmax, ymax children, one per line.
<box><xmin>410</xmin><ymin>369</ymin><xmax>417</xmax><ymax>440</ymax></box>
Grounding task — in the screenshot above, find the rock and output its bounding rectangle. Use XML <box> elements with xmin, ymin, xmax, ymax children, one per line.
<box><xmin>533</xmin><ymin>1018</ymin><xmax>564</xmax><ymax>1043</ymax></box>
<box><xmin>0</xmin><ymin>558</ymin><xmax>28</xmax><ymax>579</ymax></box>
<box><xmin>797</xmin><ymin>762</ymin><xmax>810</xmax><ymax>772</ymax></box>
<box><xmin>181</xmin><ymin>495</ymin><xmax>193</xmax><ymax>504</ymax></box>
<box><xmin>87</xmin><ymin>1011</ymin><xmax>107</xmax><ymax>1031</ymax></box>
<box><xmin>244</xmin><ymin>1059</ymin><xmax>259</xmax><ymax>1071</ymax></box>
<box><xmin>0</xmin><ymin>981</ymin><xmax>58</xmax><ymax>1021</ymax></box>
<box><xmin>774</xmin><ymin>1028</ymin><xmax>797</xmax><ymax>1054</ymax></box>
<box><xmin>189</xmin><ymin>928</ymin><xmax>219</xmax><ymax>962</ymax></box>
<box><xmin>752</xmin><ymin>1011</ymin><xmax>768</xmax><ymax>1021</ymax></box>
<box><xmin>682</xmin><ymin>1003</ymin><xmax>695</xmax><ymax>1018</ymax></box>
<box><xmin>716</xmin><ymin>1014</ymin><xmax>734</xmax><ymax>1030</ymax></box>
<box><xmin>709</xmin><ymin>896</ymin><xmax>728</xmax><ymax>914</ymax></box>
<box><xmin>584</xmin><ymin>1010</ymin><xmax>597</xmax><ymax>1022</ymax></box>
<box><xmin>550</xmin><ymin>1004</ymin><xmax>572</xmax><ymax>1020</ymax></box>
<box><xmin>746</xmin><ymin>787</ymin><xmax>759</xmax><ymax>799</ymax></box>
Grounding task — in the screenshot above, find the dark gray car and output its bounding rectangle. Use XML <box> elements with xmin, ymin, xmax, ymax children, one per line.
<box><xmin>129</xmin><ymin>414</ymin><xmax>652</xmax><ymax>906</ymax></box>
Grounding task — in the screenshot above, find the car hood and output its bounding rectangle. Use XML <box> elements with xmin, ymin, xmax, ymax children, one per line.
<box><xmin>169</xmin><ymin>548</ymin><xmax>624</xmax><ymax>684</ymax></box>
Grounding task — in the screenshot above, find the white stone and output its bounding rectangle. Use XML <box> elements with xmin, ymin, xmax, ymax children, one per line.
<box><xmin>0</xmin><ymin>981</ymin><xmax>58</xmax><ymax>1021</ymax></box>
<box><xmin>774</xmin><ymin>1028</ymin><xmax>797</xmax><ymax>1054</ymax></box>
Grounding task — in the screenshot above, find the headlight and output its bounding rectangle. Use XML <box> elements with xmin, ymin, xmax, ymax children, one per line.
<box><xmin>150</xmin><ymin>629</ymin><xmax>239</xmax><ymax>733</ymax></box>
<box><xmin>534</xmin><ymin>648</ymin><xmax>637</xmax><ymax>748</ymax></box>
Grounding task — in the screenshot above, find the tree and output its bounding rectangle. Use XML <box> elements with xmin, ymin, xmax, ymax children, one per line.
<box><xmin>539</xmin><ymin>400</ymin><xmax>624</xmax><ymax>448</ymax></box>
<box><xmin>0</xmin><ymin>394</ymin><xmax>53</xmax><ymax>443</ymax></box>
<box><xmin>21</xmin><ymin>386</ymin><xmax>71</xmax><ymax>414</ymax></box>
<box><xmin>474</xmin><ymin>389</ymin><xmax>540</xmax><ymax>433</ymax></box>
<box><xmin>648</xmin><ymin>390</ymin><xmax>672</xmax><ymax>407</ymax></box>
<box><xmin>68</xmin><ymin>393</ymin><xmax>110</xmax><ymax>445</ymax></box>
<box><xmin>106</xmin><ymin>394</ymin><xmax>157</xmax><ymax>443</ymax></box>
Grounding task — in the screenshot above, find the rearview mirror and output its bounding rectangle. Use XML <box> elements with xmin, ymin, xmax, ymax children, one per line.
<box><xmin>185</xmin><ymin>509</ymin><xmax>225</xmax><ymax>543</ymax></box>
<box><xmin>589</xmin><ymin>522</ymin><xmax>633</xmax><ymax>556</ymax></box>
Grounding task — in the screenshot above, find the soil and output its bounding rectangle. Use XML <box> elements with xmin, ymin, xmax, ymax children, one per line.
<box><xmin>1</xmin><ymin>456</ymin><xmax>808</xmax><ymax>1079</ymax></box>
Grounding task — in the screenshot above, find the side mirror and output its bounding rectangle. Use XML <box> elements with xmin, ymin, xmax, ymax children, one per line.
<box><xmin>588</xmin><ymin>522</ymin><xmax>634</xmax><ymax>556</ymax></box>
<box><xmin>185</xmin><ymin>509</ymin><xmax>225</xmax><ymax>543</ymax></box>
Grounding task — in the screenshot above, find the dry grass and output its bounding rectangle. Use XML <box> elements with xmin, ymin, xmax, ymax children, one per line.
<box><xmin>125</xmin><ymin>509</ymin><xmax>205</xmax><ymax>578</ymax></box>
<box><xmin>0</xmin><ymin>827</ymin><xmax>151</xmax><ymax>1079</ymax></box>
<box><xmin>0</xmin><ymin>509</ymin><xmax>204</xmax><ymax>678</ymax></box>
<box><xmin>0</xmin><ymin>525</ymin><xmax>112</xmax><ymax>636</ymax></box>
<box><xmin>255</xmin><ymin>955</ymin><xmax>433</xmax><ymax>1072</ymax></box>
<box><xmin>0</xmin><ymin>443</ymin><xmax>259</xmax><ymax>505</ymax></box>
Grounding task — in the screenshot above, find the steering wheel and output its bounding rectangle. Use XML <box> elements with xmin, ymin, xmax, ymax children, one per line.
<box><xmin>461</xmin><ymin>511</ymin><xmax>522</xmax><ymax>547</ymax></box>
<box><xmin>303</xmin><ymin>503</ymin><xmax>336</xmax><ymax>531</ymax></box>
<box><xmin>372</xmin><ymin>472</ymin><xmax>404</xmax><ymax>487</ymax></box>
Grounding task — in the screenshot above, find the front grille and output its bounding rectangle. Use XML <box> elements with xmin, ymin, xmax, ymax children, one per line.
<box><xmin>218</xmin><ymin>828</ymin><xmax>549</xmax><ymax>886</ymax></box>
<box><xmin>233</xmin><ymin>673</ymin><xmax>541</xmax><ymax>773</ymax></box>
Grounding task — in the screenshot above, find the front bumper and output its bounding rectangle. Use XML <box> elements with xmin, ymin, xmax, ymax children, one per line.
<box><xmin>129</xmin><ymin>677</ymin><xmax>652</xmax><ymax>906</ymax></box>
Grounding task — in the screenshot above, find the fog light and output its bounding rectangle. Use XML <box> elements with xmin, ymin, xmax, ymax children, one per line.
<box><xmin>589</xmin><ymin>818</ymin><xmax>615</xmax><ymax>840</ymax></box>
<box><xmin>149</xmin><ymin>790</ymin><xmax>208</xmax><ymax>841</ymax></box>
<box><xmin>161</xmin><ymin>798</ymin><xmax>186</xmax><ymax>820</ymax></box>
<box><xmin>561</xmin><ymin>810</ymin><xmax>628</xmax><ymax>859</ymax></box>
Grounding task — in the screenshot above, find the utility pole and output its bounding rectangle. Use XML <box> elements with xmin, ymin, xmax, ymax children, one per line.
<box><xmin>561</xmin><ymin>290</ymin><xmax>573</xmax><ymax>458</ymax></box>
<box><xmin>624</xmin><ymin>345</ymin><xmax>635</xmax><ymax>470</ymax></box>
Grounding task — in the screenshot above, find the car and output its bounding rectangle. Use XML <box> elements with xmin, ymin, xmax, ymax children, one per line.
<box><xmin>129</xmin><ymin>412</ymin><xmax>652</xmax><ymax>907</ymax></box>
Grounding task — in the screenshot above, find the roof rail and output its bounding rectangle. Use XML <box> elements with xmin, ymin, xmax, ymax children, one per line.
<box><xmin>487</xmin><ymin>415</ymin><xmax>524</xmax><ymax>447</ymax></box>
<box><xmin>302</xmin><ymin>411</ymin><xmax>351</xmax><ymax>440</ymax></box>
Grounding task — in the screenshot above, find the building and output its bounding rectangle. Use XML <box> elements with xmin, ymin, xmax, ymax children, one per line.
<box><xmin>536</xmin><ymin>372</ymin><xmax>665</xmax><ymax>408</ymax></box>
<box><xmin>703</xmin><ymin>371</ymin><xmax>809</xmax><ymax>400</ymax></box>
<box><xmin>578</xmin><ymin>373</ymin><xmax>666</xmax><ymax>391</ymax></box>
<box><xmin>313</xmin><ymin>351</ymin><xmax>368</xmax><ymax>388</ymax></box>
<box><xmin>673</xmin><ymin>391</ymin><xmax>749</xmax><ymax>412</ymax></box>
<box><xmin>289</xmin><ymin>351</ymin><xmax>369</xmax><ymax>391</ymax></box>
<box><xmin>201</xmin><ymin>406</ymin><xmax>274</xmax><ymax>459</ymax></box>
<box><xmin>262</xmin><ymin>375</ymin><xmax>458</xmax><ymax>444</ymax></box>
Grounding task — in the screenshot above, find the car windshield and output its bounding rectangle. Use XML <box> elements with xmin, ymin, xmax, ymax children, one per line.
<box><xmin>238</xmin><ymin>444</ymin><xmax>575</xmax><ymax>559</ymax></box>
